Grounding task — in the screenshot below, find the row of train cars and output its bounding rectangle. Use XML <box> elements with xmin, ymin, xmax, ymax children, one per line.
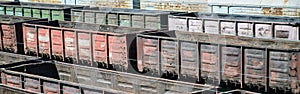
<box><xmin>1</xmin><ymin>1</ymin><xmax>300</xmax><ymax>93</ymax></box>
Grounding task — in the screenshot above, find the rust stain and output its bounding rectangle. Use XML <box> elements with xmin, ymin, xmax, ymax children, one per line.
<box><xmin>284</xmin><ymin>0</ymin><xmax>289</xmax><ymax>5</ymax></box>
<box><xmin>262</xmin><ymin>7</ymin><xmax>271</xmax><ymax>15</ymax></box>
<box><xmin>274</xmin><ymin>8</ymin><xmax>283</xmax><ymax>15</ymax></box>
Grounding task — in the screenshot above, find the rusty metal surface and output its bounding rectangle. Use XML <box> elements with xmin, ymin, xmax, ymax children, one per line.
<box><xmin>221</xmin><ymin>46</ymin><xmax>241</xmax><ymax>84</ymax></box>
<box><xmin>0</xmin><ymin>15</ymin><xmax>46</xmax><ymax>54</ymax></box>
<box><xmin>92</xmin><ymin>34</ymin><xmax>107</xmax><ymax>67</ymax></box>
<box><xmin>1</xmin><ymin>61</ymin><xmax>215</xmax><ymax>94</ymax></box>
<box><xmin>77</xmin><ymin>32</ymin><xmax>92</xmax><ymax>65</ymax></box>
<box><xmin>180</xmin><ymin>41</ymin><xmax>199</xmax><ymax>78</ymax></box>
<box><xmin>200</xmin><ymin>44</ymin><xmax>220</xmax><ymax>85</ymax></box>
<box><xmin>1</xmin><ymin>73</ymin><xmax>22</xmax><ymax>89</ymax></box>
<box><xmin>51</xmin><ymin>29</ymin><xmax>64</xmax><ymax>60</ymax></box>
<box><xmin>244</xmin><ymin>49</ymin><xmax>266</xmax><ymax>87</ymax></box>
<box><xmin>138</xmin><ymin>31</ymin><xmax>300</xmax><ymax>93</ymax></box>
<box><xmin>53</xmin><ymin>61</ymin><xmax>216</xmax><ymax>94</ymax></box>
<box><xmin>37</xmin><ymin>27</ymin><xmax>51</xmax><ymax>57</ymax></box>
<box><xmin>269</xmin><ymin>51</ymin><xmax>297</xmax><ymax>91</ymax></box>
<box><xmin>23</xmin><ymin>25</ymin><xmax>37</xmax><ymax>55</ymax></box>
<box><xmin>161</xmin><ymin>40</ymin><xmax>178</xmax><ymax>76</ymax></box>
<box><xmin>0</xmin><ymin>85</ymin><xmax>38</xmax><ymax>94</ymax></box>
<box><xmin>137</xmin><ymin>37</ymin><xmax>159</xmax><ymax>73</ymax></box>
<box><xmin>108</xmin><ymin>35</ymin><xmax>128</xmax><ymax>70</ymax></box>
<box><xmin>0</xmin><ymin>66</ymin><xmax>122</xmax><ymax>94</ymax></box>
<box><xmin>43</xmin><ymin>81</ymin><xmax>59</xmax><ymax>94</ymax></box>
<box><xmin>23</xmin><ymin>21</ymin><xmax>150</xmax><ymax>70</ymax></box>
<box><xmin>64</xmin><ymin>30</ymin><xmax>77</xmax><ymax>60</ymax></box>
<box><xmin>24</xmin><ymin>77</ymin><xmax>41</xmax><ymax>93</ymax></box>
<box><xmin>174</xmin><ymin>31</ymin><xmax>300</xmax><ymax>50</ymax></box>
<box><xmin>1</xmin><ymin>24</ymin><xmax>16</xmax><ymax>52</ymax></box>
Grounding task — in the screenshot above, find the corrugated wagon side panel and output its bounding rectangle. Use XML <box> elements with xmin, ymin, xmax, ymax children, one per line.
<box><xmin>24</xmin><ymin>77</ymin><xmax>41</xmax><ymax>93</ymax></box>
<box><xmin>145</xmin><ymin>16</ymin><xmax>161</xmax><ymax>30</ymax></box>
<box><xmin>274</xmin><ymin>24</ymin><xmax>299</xmax><ymax>40</ymax></box>
<box><xmin>269</xmin><ymin>51</ymin><xmax>295</xmax><ymax>91</ymax></box>
<box><xmin>62</xmin><ymin>85</ymin><xmax>80</xmax><ymax>94</ymax></box>
<box><xmin>108</xmin><ymin>35</ymin><xmax>128</xmax><ymax>70</ymax></box>
<box><xmin>137</xmin><ymin>37</ymin><xmax>160</xmax><ymax>74</ymax></box>
<box><xmin>160</xmin><ymin>40</ymin><xmax>178</xmax><ymax>75</ymax></box>
<box><xmin>1</xmin><ymin>73</ymin><xmax>22</xmax><ymax>88</ymax></box>
<box><xmin>107</xmin><ymin>14</ymin><xmax>118</xmax><ymax>26</ymax></box>
<box><xmin>221</xmin><ymin>46</ymin><xmax>242</xmax><ymax>84</ymax></box>
<box><xmin>93</xmin><ymin>34</ymin><xmax>107</xmax><ymax>67</ymax></box>
<box><xmin>1</xmin><ymin>24</ymin><xmax>18</xmax><ymax>53</ymax></box>
<box><xmin>180</xmin><ymin>41</ymin><xmax>199</xmax><ymax>78</ymax></box>
<box><xmin>75</xmin><ymin>66</ymin><xmax>93</xmax><ymax>85</ymax></box>
<box><xmin>51</xmin><ymin>29</ymin><xmax>64</xmax><ymax>60</ymax></box>
<box><xmin>95</xmin><ymin>12</ymin><xmax>106</xmax><ymax>25</ymax></box>
<box><xmin>200</xmin><ymin>44</ymin><xmax>220</xmax><ymax>85</ymax></box>
<box><xmin>23</xmin><ymin>25</ymin><xmax>38</xmax><ymax>55</ymax></box>
<box><xmin>132</xmin><ymin>15</ymin><xmax>144</xmax><ymax>28</ymax></box>
<box><xmin>119</xmin><ymin>14</ymin><xmax>131</xmax><ymax>27</ymax></box>
<box><xmin>37</xmin><ymin>27</ymin><xmax>51</xmax><ymax>57</ymax></box>
<box><xmin>95</xmin><ymin>70</ymin><xmax>113</xmax><ymax>89</ymax></box>
<box><xmin>244</xmin><ymin>49</ymin><xmax>266</xmax><ymax>89</ymax></box>
<box><xmin>71</xmin><ymin>10</ymin><xmax>83</xmax><ymax>22</ymax></box>
<box><xmin>77</xmin><ymin>32</ymin><xmax>92</xmax><ymax>66</ymax></box>
<box><xmin>43</xmin><ymin>81</ymin><xmax>60</xmax><ymax>94</ymax></box>
<box><xmin>64</xmin><ymin>30</ymin><xmax>77</xmax><ymax>61</ymax></box>
<box><xmin>84</xmin><ymin>12</ymin><xmax>95</xmax><ymax>23</ymax></box>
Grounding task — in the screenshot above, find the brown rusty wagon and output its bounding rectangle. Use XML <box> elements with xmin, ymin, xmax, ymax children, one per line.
<box><xmin>137</xmin><ymin>30</ymin><xmax>300</xmax><ymax>93</ymax></box>
<box><xmin>22</xmin><ymin>20</ymin><xmax>152</xmax><ymax>72</ymax></box>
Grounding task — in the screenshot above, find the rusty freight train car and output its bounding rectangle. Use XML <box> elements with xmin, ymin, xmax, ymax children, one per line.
<box><xmin>1</xmin><ymin>62</ymin><xmax>122</xmax><ymax>94</ymax></box>
<box><xmin>0</xmin><ymin>54</ymin><xmax>216</xmax><ymax>94</ymax></box>
<box><xmin>0</xmin><ymin>15</ymin><xmax>46</xmax><ymax>54</ymax></box>
<box><xmin>22</xmin><ymin>20</ymin><xmax>152</xmax><ymax>72</ymax></box>
<box><xmin>137</xmin><ymin>31</ymin><xmax>300</xmax><ymax>93</ymax></box>
<box><xmin>168</xmin><ymin>13</ymin><xmax>300</xmax><ymax>41</ymax></box>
